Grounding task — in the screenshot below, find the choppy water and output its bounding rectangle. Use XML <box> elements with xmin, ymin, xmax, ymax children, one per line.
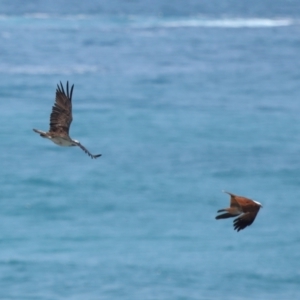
<box><xmin>1</xmin><ymin>1</ymin><xmax>300</xmax><ymax>299</ymax></box>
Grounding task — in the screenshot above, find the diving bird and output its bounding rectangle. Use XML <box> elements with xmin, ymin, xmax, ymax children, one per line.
<box><xmin>33</xmin><ymin>81</ymin><xmax>101</xmax><ymax>159</ymax></box>
<box><xmin>215</xmin><ymin>191</ymin><xmax>262</xmax><ymax>232</ymax></box>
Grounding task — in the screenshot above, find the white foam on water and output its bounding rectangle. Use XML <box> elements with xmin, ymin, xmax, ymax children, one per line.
<box><xmin>134</xmin><ymin>17</ymin><xmax>294</xmax><ymax>29</ymax></box>
<box><xmin>0</xmin><ymin>14</ymin><xmax>295</xmax><ymax>26</ymax></box>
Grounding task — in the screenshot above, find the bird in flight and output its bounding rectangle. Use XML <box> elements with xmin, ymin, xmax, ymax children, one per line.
<box><xmin>33</xmin><ymin>81</ymin><xmax>101</xmax><ymax>159</ymax></box>
<box><xmin>215</xmin><ymin>191</ymin><xmax>262</xmax><ymax>232</ymax></box>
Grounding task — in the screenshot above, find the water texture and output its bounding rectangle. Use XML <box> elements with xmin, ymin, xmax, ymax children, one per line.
<box><xmin>0</xmin><ymin>1</ymin><xmax>300</xmax><ymax>299</ymax></box>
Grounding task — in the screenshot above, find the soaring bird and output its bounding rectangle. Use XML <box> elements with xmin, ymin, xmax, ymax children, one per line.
<box><xmin>215</xmin><ymin>191</ymin><xmax>262</xmax><ymax>232</ymax></box>
<box><xmin>33</xmin><ymin>81</ymin><xmax>101</xmax><ymax>159</ymax></box>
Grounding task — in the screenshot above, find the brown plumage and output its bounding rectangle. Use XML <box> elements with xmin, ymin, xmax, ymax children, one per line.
<box><xmin>215</xmin><ymin>191</ymin><xmax>262</xmax><ymax>232</ymax></box>
<box><xmin>50</xmin><ymin>81</ymin><xmax>73</xmax><ymax>135</ymax></box>
<box><xmin>33</xmin><ymin>81</ymin><xmax>101</xmax><ymax>159</ymax></box>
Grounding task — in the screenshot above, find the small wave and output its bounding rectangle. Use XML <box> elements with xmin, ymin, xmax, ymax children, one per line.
<box><xmin>0</xmin><ymin>65</ymin><xmax>101</xmax><ymax>75</ymax></box>
<box><xmin>0</xmin><ymin>13</ymin><xmax>90</xmax><ymax>20</ymax></box>
<box><xmin>24</xmin><ymin>13</ymin><xmax>90</xmax><ymax>20</ymax></box>
<box><xmin>24</xmin><ymin>13</ymin><xmax>51</xmax><ymax>19</ymax></box>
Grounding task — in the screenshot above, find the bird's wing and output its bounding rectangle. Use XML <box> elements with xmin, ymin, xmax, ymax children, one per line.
<box><xmin>49</xmin><ymin>81</ymin><xmax>74</xmax><ymax>135</ymax></box>
<box><xmin>222</xmin><ymin>191</ymin><xmax>241</xmax><ymax>209</ymax></box>
<box><xmin>233</xmin><ymin>202</ymin><xmax>261</xmax><ymax>231</ymax></box>
<box><xmin>72</xmin><ymin>140</ymin><xmax>102</xmax><ymax>159</ymax></box>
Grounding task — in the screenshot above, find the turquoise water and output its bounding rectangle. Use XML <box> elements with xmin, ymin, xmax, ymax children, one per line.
<box><xmin>1</xmin><ymin>1</ymin><xmax>300</xmax><ymax>299</ymax></box>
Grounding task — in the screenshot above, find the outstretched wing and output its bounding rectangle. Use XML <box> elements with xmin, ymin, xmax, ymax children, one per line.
<box><xmin>49</xmin><ymin>81</ymin><xmax>74</xmax><ymax>135</ymax></box>
<box><xmin>222</xmin><ymin>191</ymin><xmax>241</xmax><ymax>209</ymax></box>
<box><xmin>233</xmin><ymin>202</ymin><xmax>261</xmax><ymax>232</ymax></box>
<box><xmin>73</xmin><ymin>140</ymin><xmax>102</xmax><ymax>159</ymax></box>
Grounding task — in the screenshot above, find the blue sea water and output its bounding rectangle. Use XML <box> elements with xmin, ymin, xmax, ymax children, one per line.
<box><xmin>0</xmin><ymin>0</ymin><xmax>300</xmax><ymax>299</ymax></box>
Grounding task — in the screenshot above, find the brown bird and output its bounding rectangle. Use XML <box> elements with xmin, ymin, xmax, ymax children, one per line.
<box><xmin>215</xmin><ymin>191</ymin><xmax>262</xmax><ymax>232</ymax></box>
<box><xmin>33</xmin><ymin>81</ymin><xmax>101</xmax><ymax>159</ymax></box>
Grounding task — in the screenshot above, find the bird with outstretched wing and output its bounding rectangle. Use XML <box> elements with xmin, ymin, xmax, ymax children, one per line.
<box><xmin>33</xmin><ymin>81</ymin><xmax>101</xmax><ymax>159</ymax></box>
<box><xmin>216</xmin><ymin>191</ymin><xmax>262</xmax><ymax>232</ymax></box>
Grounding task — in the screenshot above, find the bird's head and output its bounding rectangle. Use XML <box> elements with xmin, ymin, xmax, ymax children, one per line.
<box><xmin>71</xmin><ymin>139</ymin><xmax>80</xmax><ymax>146</ymax></box>
<box><xmin>253</xmin><ymin>200</ymin><xmax>263</xmax><ymax>208</ymax></box>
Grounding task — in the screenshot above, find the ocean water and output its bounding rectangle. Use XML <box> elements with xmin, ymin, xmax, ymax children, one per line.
<box><xmin>1</xmin><ymin>1</ymin><xmax>300</xmax><ymax>299</ymax></box>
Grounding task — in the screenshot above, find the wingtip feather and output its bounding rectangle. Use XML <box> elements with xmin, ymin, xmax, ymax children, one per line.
<box><xmin>222</xmin><ymin>190</ymin><xmax>235</xmax><ymax>197</ymax></box>
<box><xmin>66</xmin><ymin>81</ymin><xmax>69</xmax><ymax>98</ymax></box>
<box><xmin>70</xmin><ymin>84</ymin><xmax>74</xmax><ymax>101</ymax></box>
